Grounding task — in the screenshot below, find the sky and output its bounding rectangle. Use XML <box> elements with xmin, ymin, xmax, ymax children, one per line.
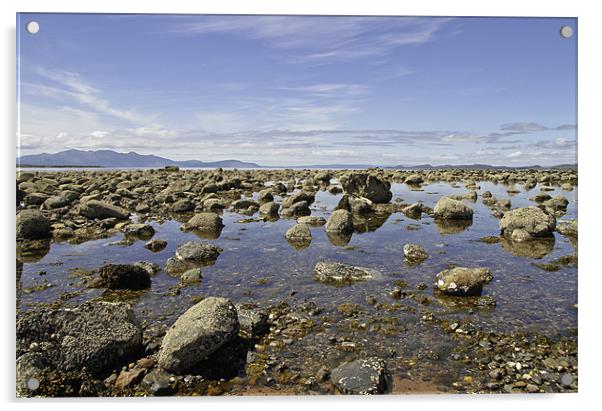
<box><xmin>17</xmin><ymin>14</ymin><xmax>577</xmax><ymax>166</ymax></box>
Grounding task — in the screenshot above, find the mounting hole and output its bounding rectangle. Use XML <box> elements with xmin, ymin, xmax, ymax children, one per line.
<box><xmin>26</xmin><ymin>21</ymin><xmax>40</xmax><ymax>34</ymax></box>
<box><xmin>560</xmin><ymin>25</ymin><xmax>573</xmax><ymax>39</ymax></box>
<box><xmin>27</xmin><ymin>377</ymin><xmax>40</xmax><ymax>391</ymax></box>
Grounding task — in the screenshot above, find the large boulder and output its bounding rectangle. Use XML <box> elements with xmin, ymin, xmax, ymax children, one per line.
<box><xmin>433</xmin><ymin>197</ymin><xmax>473</xmax><ymax>220</ymax></box>
<box><xmin>325</xmin><ymin>209</ymin><xmax>354</xmax><ymax>234</ymax></box>
<box><xmin>16</xmin><ymin>209</ymin><xmax>51</xmax><ymax>240</ymax></box>
<box><xmin>434</xmin><ymin>267</ymin><xmax>493</xmax><ymax>296</ymax></box>
<box><xmin>259</xmin><ymin>201</ymin><xmax>280</xmax><ymax>216</ymax></box>
<box><xmin>282</xmin><ymin>191</ymin><xmax>315</xmax><ymax>208</ymax></box>
<box><xmin>499</xmin><ymin>206</ymin><xmax>556</xmax><ymax>241</ymax></box>
<box><xmin>330</xmin><ymin>358</ymin><xmax>390</xmax><ymax>394</ymax></box>
<box><xmin>340</xmin><ymin>173</ymin><xmax>392</xmax><ymax>203</ymax></box>
<box><xmin>158</xmin><ymin>297</ymin><xmax>239</xmax><ymax>374</ymax></box>
<box><xmin>79</xmin><ymin>200</ymin><xmax>130</xmax><ymax>220</ymax></box>
<box><xmin>16</xmin><ymin>301</ymin><xmax>142</xmax><ymax>373</ymax></box>
<box><xmin>314</xmin><ymin>261</ymin><xmax>377</xmax><ymax>284</ymax></box>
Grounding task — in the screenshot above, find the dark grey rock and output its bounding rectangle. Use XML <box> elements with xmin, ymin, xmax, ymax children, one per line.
<box><xmin>330</xmin><ymin>358</ymin><xmax>390</xmax><ymax>394</ymax></box>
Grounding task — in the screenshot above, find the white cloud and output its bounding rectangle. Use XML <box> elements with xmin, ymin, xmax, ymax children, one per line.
<box><xmin>506</xmin><ymin>151</ymin><xmax>523</xmax><ymax>158</ymax></box>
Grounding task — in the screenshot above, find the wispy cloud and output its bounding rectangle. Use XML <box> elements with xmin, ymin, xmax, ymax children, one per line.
<box><xmin>161</xmin><ymin>16</ymin><xmax>453</xmax><ymax>64</ymax></box>
<box><xmin>22</xmin><ymin>68</ymin><xmax>143</xmax><ymax>122</ymax></box>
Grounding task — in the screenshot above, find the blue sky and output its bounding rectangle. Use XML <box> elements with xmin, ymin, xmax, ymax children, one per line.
<box><xmin>17</xmin><ymin>14</ymin><xmax>577</xmax><ymax>166</ymax></box>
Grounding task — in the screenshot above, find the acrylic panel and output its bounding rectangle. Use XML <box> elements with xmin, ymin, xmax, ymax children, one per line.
<box><xmin>16</xmin><ymin>14</ymin><xmax>577</xmax><ymax>397</ymax></box>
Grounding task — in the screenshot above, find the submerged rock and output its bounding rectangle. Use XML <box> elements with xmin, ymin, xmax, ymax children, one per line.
<box><xmin>434</xmin><ymin>267</ymin><xmax>493</xmax><ymax>296</ymax></box>
<box><xmin>314</xmin><ymin>261</ymin><xmax>377</xmax><ymax>284</ymax></box>
<box><xmin>403</xmin><ymin>244</ymin><xmax>429</xmax><ymax>264</ymax></box>
<box><xmin>16</xmin><ymin>301</ymin><xmax>142</xmax><ymax>373</ymax></box>
<box><xmin>157</xmin><ymin>297</ymin><xmax>239</xmax><ymax>374</ymax></box>
<box><xmin>16</xmin><ymin>209</ymin><xmax>51</xmax><ymax>240</ymax></box>
<box><xmin>499</xmin><ymin>207</ymin><xmax>556</xmax><ymax>241</ymax></box>
<box><xmin>330</xmin><ymin>358</ymin><xmax>391</xmax><ymax>394</ymax></box>
<box><xmin>97</xmin><ymin>263</ymin><xmax>151</xmax><ymax>290</ymax></box>
<box><xmin>433</xmin><ymin>197</ymin><xmax>473</xmax><ymax>220</ymax></box>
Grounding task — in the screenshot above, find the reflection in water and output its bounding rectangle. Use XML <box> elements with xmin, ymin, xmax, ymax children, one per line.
<box><xmin>187</xmin><ymin>227</ymin><xmax>223</xmax><ymax>240</ymax></box>
<box><xmin>17</xmin><ymin>240</ymin><xmax>51</xmax><ymax>263</ymax></box>
<box><xmin>434</xmin><ymin>218</ymin><xmax>473</xmax><ymax>235</ymax></box>
<box><xmin>286</xmin><ymin>237</ymin><xmax>311</xmax><ymax>250</ymax></box>
<box><xmin>501</xmin><ymin>236</ymin><xmax>555</xmax><ymax>259</ymax></box>
<box><xmin>352</xmin><ymin>212</ymin><xmax>391</xmax><ymax>233</ymax></box>
<box><xmin>326</xmin><ymin>231</ymin><xmax>352</xmax><ymax>247</ymax></box>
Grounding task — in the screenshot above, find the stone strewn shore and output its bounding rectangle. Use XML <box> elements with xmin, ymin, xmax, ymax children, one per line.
<box><xmin>16</xmin><ymin>167</ymin><xmax>577</xmax><ymax>396</ymax></box>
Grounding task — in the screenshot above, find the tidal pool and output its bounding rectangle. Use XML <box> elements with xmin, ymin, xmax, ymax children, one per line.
<box><xmin>16</xmin><ymin>180</ymin><xmax>578</xmax><ymax>390</ymax></box>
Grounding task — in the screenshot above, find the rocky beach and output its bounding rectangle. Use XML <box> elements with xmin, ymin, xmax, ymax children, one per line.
<box><xmin>16</xmin><ymin>167</ymin><xmax>578</xmax><ymax>396</ymax></box>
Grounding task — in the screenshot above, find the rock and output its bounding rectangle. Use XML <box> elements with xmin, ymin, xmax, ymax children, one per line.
<box><xmin>231</xmin><ymin>199</ymin><xmax>259</xmax><ymax>211</ymax></box>
<box><xmin>123</xmin><ymin>223</ymin><xmax>155</xmax><ymax>238</ymax></box>
<box><xmin>543</xmin><ymin>195</ymin><xmax>569</xmax><ymax>211</ymax></box>
<box><xmin>16</xmin><ymin>352</ymin><xmax>46</xmax><ymax>397</ymax></box>
<box><xmin>180</xmin><ymin>268</ymin><xmax>202</xmax><ymax>283</ymax></box>
<box><xmin>282</xmin><ymin>191</ymin><xmax>315</xmax><ymax>208</ymax></box>
<box><xmin>434</xmin><ymin>267</ymin><xmax>493</xmax><ymax>296</ymax></box>
<box><xmin>259</xmin><ymin>201</ymin><xmax>280</xmax><ymax>216</ymax></box>
<box><xmin>171</xmin><ymin>199</ymin><xmax>194</xmax><ymax>213</ymax></box>
<box><xmin>135</xmin><ymin>261</ymin><xmax>160</xmax><ymax>276</ymax></box>
<box><xmin>340</xmin><ymin>173</ymin><xmax>392</xmax><ymax>203</ymax></box>
<box><xmin>145</xmin><ymin>239</ymin><xmax>167</xmax><ymax>252</ymax></box>
<box><xmin>96</xmin><ymin>264</ymin><xmax>151</xmax><ymax>290</ymax></box>
<box><xmin>16</xmin><ymin>209</ymin><xmax>51</xmax><ymax>240</ymax></box>
<box><xmin>403</xmin><ymin>244</ymin><xmax>429</xmax><ymax>264</ymax></box>
<box><xmin>297</xmin><ymin>216</ymin><xmax>326</xmax><ymax>226</ymax></box>
<box><xmin>174</xmin><ymin>240</ymin><xmax>222</xmax><ymax>263</ymax></box>
<box><xmin>330</xmin><ymin>358</ymin><xmax>390</xmax><ymax>394</ymax></box>
<box><xmin>257</xmin><ymin>189</ymin><xmax>274</xmax><ymax>203</ymax></box>
<box><xmin>157</xmin><ymin>297</ymin><xmax>239</xmax><ymax>373</ymax></box>
<box><xmin>560</xmin><ymin>373</ymin><xmax>574</xmax><ymax>387</ymax></box>
<box><xmin>325</xmin><ymin>209</ymin><xmax>354</xmax><ymax>234</ymax></box>
<box><xmin>79</xmin><ymin>200</ymin><xmax>130</xmax><ymax>220</ymax></box>
<box><xmin>141</xmin><ymin>369</ymin><xmax>172</xmax><ymax>395</ymax></box>
<box><xmin>314</xmin><ymin>171</ymin><xmax>332</xmax><ymax>184</ymax></box>
<box><xmin>314</xmin><ymin>261</ymin><xmax>377</xmax><ymax>284</ymax></box>
<box><xmin>16</xmin><ymin>301</ymin><xmax>142</xmax><ymax>373</ymax></box>
<box><xmin>115</xmin><ymin>368</ymin><xmax>145</xmax><ymax>390</ymax></box>
<box><xmin>499</xmin><ymin>207</ymin><xmax>556</xmax><ymax>241</ymax></box>
<box><xmin>285</xmin><ymin>223</ymin><xmax>312</xmax><ymax>244</ymax></box>
<box><xmin>236</xmin><ymin>306</ymin><xmax>268</xmax><ymax>337</ymax></box>
<box><xmin>24</xmin><ymin>192</ymin><xmax>49</xmax><ymax>206</ymax></box>
<box><xmin>557</xmin><ymin>219</ymin><xmax>578</xmax><ymax>238</ymax></box>
<box><xmin>402</xmin><ymin>202</ymin><xmax>423</xmax><ymax>218</ymax></box>
<box><xmin>404</xmin><ymin>174</ymin><xmax>424</xmax><ymax>185</ymax></box>
<box><xmin>281</xmin><ymin>200</ymin><xmax>311</xmax><ymax>217</ymax></box>
<box><xmin>433</xmin><ymin>197</ymin><xmax>473</xmax><ymax>220</ymax></box>
<box><xmin>42</xmin><ymin>195</ymin><xmax>69</xmax><ymax>209</ymax></box>
<box><xmin>182</xmin><ymin>212</ymin><xmax>224</xmax><ymax>232</ymax></box>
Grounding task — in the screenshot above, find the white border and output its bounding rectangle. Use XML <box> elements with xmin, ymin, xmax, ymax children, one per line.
<box><xmin>2</xmin><ymin>1</ymin><xmax>600</xmax><ymax>411</ymax></box>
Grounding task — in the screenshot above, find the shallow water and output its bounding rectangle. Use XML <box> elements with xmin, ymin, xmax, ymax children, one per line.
<box><xmin>18</xmin><ymin>181</ymin><xmax>577</xmax><ymax>342</ymax></box>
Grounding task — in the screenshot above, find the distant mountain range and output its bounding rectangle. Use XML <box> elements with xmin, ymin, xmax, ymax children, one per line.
<box><xmin>17</xmin><ymin>149</ymin><xmax>261</xmax><ymax>168</ymax></box>
<box><xmin>16</xmin><ymin>149</ymin><xmax>576</xmax><ymax>170</ymax></box>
